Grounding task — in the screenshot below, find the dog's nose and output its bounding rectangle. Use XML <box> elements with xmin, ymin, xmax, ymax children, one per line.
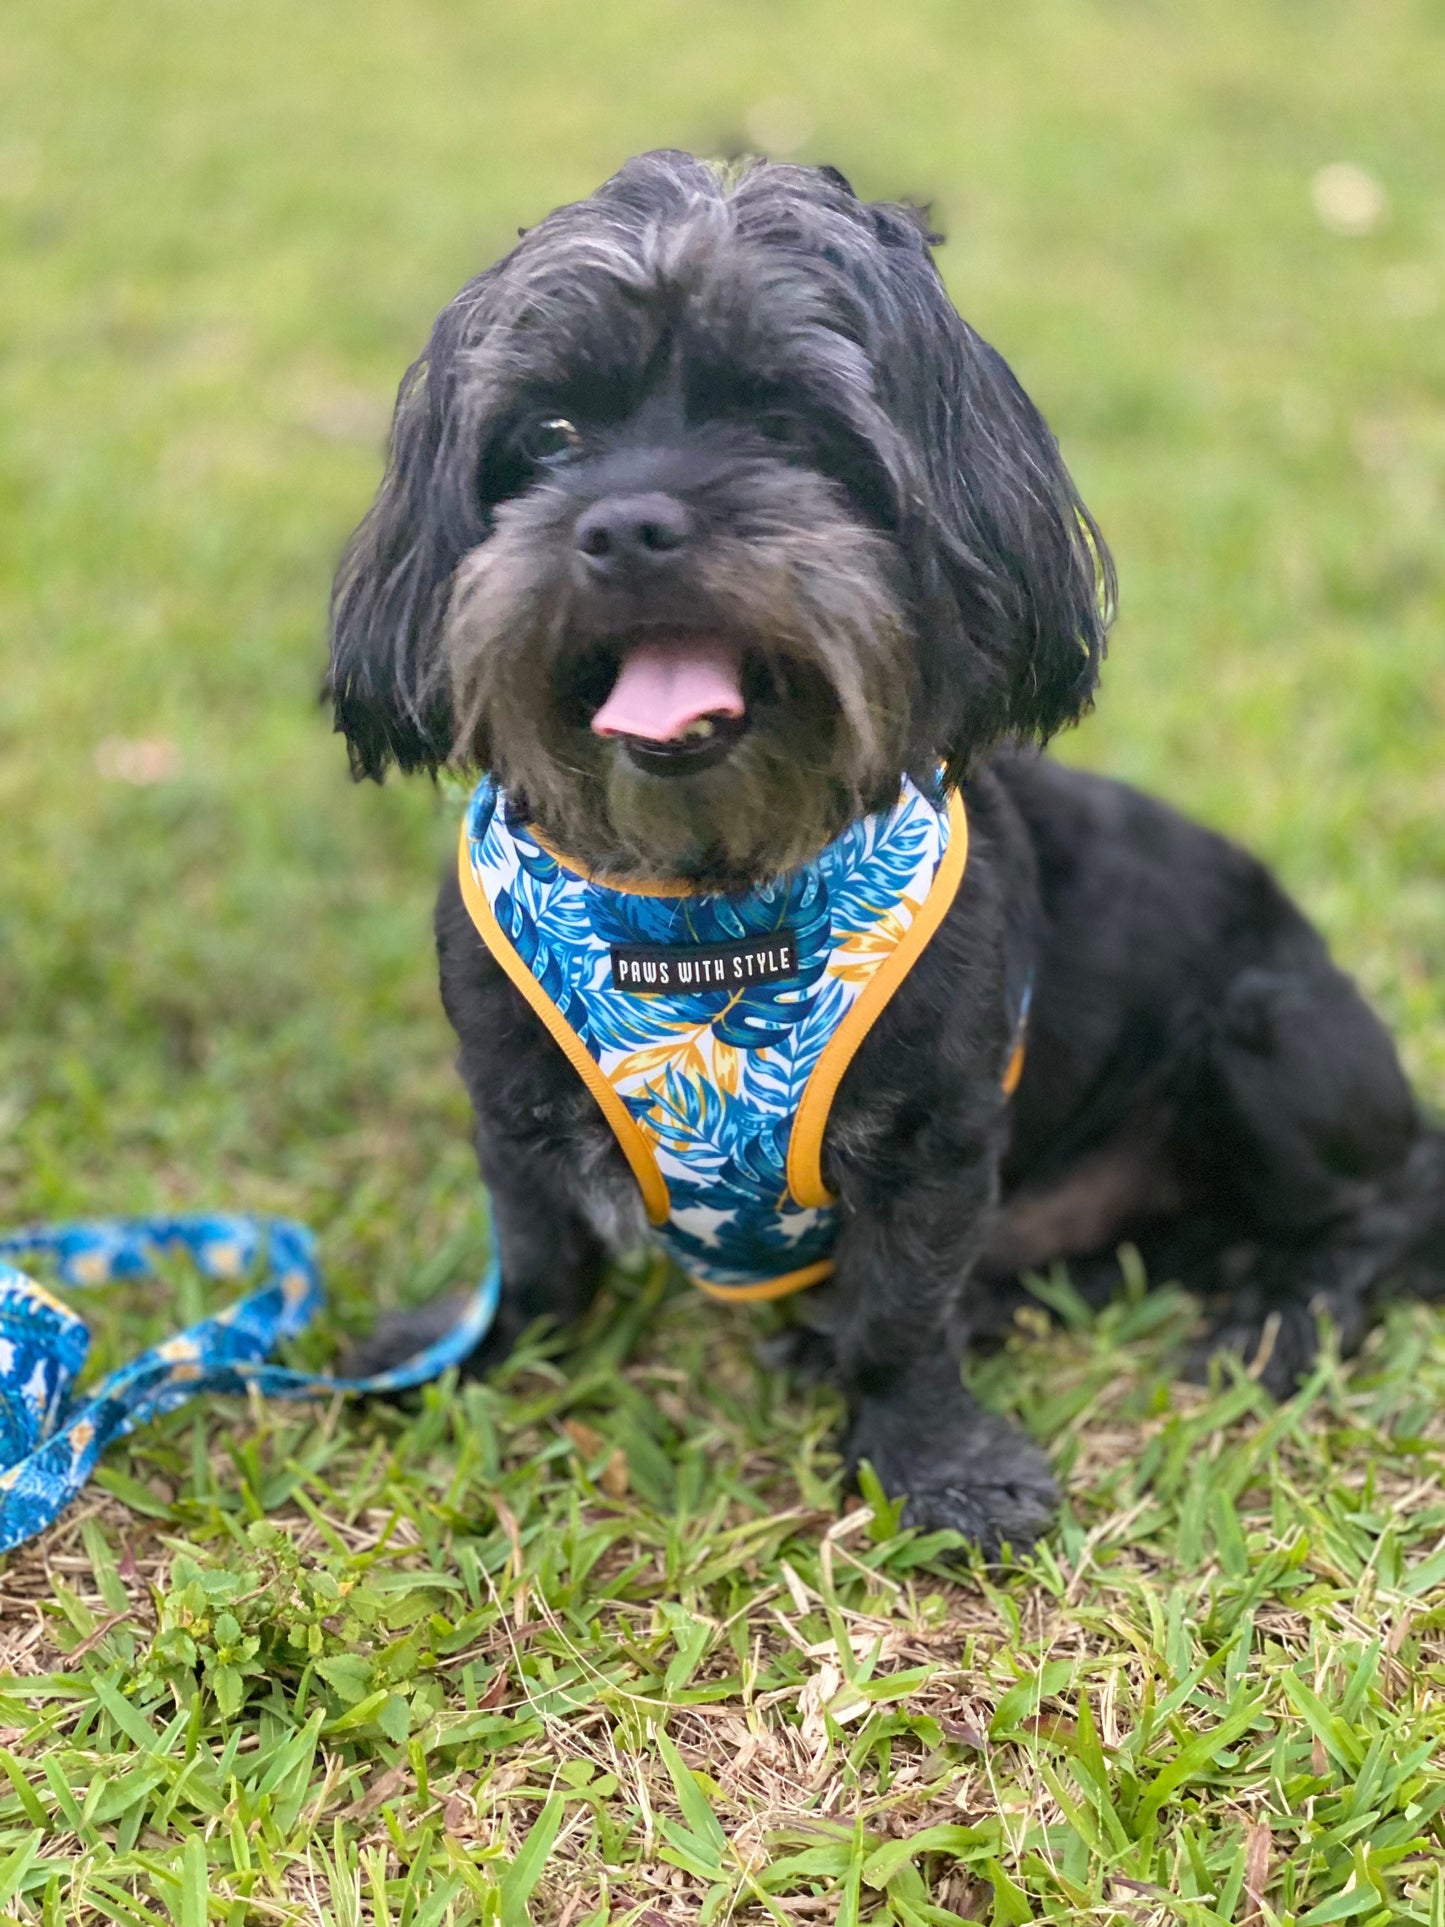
<box><xmin>574</xmin><ymin>494</ymin><xmax>693</xmax><ymax>575</ymax></box>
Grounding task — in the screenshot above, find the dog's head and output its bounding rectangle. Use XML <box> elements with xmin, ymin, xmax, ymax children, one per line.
<box><xmin>329</xmin><ymin>151</ymin><xmax>1113</xmax><ymax>884</ymax></box>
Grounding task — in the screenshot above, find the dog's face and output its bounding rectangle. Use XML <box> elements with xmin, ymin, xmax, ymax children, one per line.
<box><xmin>329</xmin><ymin>152</ymin><xmax>1113</xmax><ymax>884</ymax></box>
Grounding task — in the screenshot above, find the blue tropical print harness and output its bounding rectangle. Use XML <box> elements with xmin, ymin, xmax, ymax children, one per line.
<box><xmin>458</xmin><ymin>775</ymin><xmax>971</xmax><ymax>1300</ymax></box>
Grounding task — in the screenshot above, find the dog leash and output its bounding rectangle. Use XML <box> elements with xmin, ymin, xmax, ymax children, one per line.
<box><xmin>0</xmin><ymin>1215</ymin><xmax>499</xmax><ymax>1554</ymax></box>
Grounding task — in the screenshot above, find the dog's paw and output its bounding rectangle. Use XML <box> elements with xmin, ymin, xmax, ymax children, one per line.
<box><xmin>846</xmin><ymin>1389</ymin><xmax>1058</xmax><ymax>1560</ymax></box>
<box><xmin>897</xmin><ymin>1472</ymin><xmax>1058</xmax><ymax>1557</ymax></box>
<box><xmin>1183</xmin><ymin>1305</ymin><xmax>1309</xmax><ymax>1398</ymax></box>
<box><xmin>1185</xmin><ymin>1268</ymin><xmax>1372</xmax><ymax>1398</ymax></box>
<box><xmin>336</xmin><ymin>1291</ymin><xmax>500</xmax><ymax>1387</ymax></box>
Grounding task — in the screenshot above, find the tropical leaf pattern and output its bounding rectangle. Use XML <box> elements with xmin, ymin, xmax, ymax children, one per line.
<box><xmin>0</xmin><ymin>1216</ymin><xmax>500</xmax><ymax>1552</ymax></box>
<box><xmin>464</xmin><ymin>777</ymin><xmax>957</xmax><ymax>1291</ymax></box>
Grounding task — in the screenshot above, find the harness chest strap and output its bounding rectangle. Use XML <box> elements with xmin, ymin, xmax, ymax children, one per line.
<box><xmin>457</xmin><ymin>782</ymin><xmax>986</xmax><ymax>1299</ymax></box>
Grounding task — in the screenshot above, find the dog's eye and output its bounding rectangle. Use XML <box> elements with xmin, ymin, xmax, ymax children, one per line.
<box><xmin>518</xmin><ymin>417</ymin><xmax>583</xmax><ymax>466</ymax></box>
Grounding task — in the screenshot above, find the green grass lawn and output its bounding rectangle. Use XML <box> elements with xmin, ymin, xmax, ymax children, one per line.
<box><xmin>2</xmin><ymin>0</ymin><xmax>1444</xmax><ymax>1919</ymax></box>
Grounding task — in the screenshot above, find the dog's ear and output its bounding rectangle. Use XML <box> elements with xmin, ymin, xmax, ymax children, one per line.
<box><xmin>907</xmin><ymin>306</ymin><xmax>1115</xmax><ymax>776</ymax></box>
<box><xmin>326</xmin><ymin>298</ymin><xmax>489</xmax><ymax>780</ymax></box>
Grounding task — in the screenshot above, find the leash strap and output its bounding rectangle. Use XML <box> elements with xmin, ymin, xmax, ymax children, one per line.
<box><xmin>0</xmin><ymin>1215</ymin><xmax>498</xmax><ymax>1554</ymax></box>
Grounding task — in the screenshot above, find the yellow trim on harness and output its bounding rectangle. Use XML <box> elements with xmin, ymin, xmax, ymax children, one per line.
<box><xmin>787</xmin><ymin>787</ymin><xmax>970</xmax><ymax>1210</ymax></box>
<box><xmin>524</xmin><ymin>823</ymin><xmax>715</xmax><ymax>898</ymax></box>
<box><xmin>457</xmin><ymin>827</ymin><xmax>672</xmax><ymax>1227</ymax></box>
<box><xmin>689</xmin><ymin>1257</ymin><xmax>836</xmax><ymax>1303</ymax></box>
<box><xmin>1001</xmin><ymin>1036</ymin><xmax>1026</xmax><ymax>1098</ymax></box>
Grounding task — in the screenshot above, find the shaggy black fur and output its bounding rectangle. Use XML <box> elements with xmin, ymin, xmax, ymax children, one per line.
<box><xmin>328</xmin><ymin>152</ymin><xmax>1445</xmax><ymax>1554</ymax></box>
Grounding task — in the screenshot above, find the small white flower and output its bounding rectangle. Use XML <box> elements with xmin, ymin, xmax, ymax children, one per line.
<box><xmin>1311</xmin><ymin>163</ymin><xmax>1389</xmax><ymax>237</ymax></box>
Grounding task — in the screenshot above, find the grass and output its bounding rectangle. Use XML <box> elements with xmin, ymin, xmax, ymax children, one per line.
<box><xmin>1</xmin><ymin>0</ymin><xmax>1443</xmax><ymax>1919</ymax></box>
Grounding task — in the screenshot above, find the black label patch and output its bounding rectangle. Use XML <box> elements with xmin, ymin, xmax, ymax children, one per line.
<box><xmin>610</xmin><ymin>931</ymin><xmax>799</xmax><ymax>995</ymax></box>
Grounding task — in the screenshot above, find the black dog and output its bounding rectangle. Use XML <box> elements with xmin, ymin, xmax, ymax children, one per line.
<box><xmin>327</xmin><ymin>152</ymin><xmax>1444</xmax><ymax>1553</ymax></box>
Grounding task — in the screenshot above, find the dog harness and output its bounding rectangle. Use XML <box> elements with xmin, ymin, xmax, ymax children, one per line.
<box><xmin>459</xmin><ymin>774</ymin><xmax>1013</xmax><ymax>1301</ymax></box>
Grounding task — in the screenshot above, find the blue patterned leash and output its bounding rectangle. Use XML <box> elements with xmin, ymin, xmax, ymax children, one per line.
<box><xmin>0</xmin><ymin>1215</ymin><xmax>498</xmax><ymax>1554</ymax></box>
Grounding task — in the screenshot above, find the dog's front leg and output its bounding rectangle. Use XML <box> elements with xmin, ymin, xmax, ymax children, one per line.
<box><xmin>828</xmin><ymin>1171</ymin><xmax>1058</xmax><ymax>1557</ymax></box>
<box><xmin>338</xmin><ymin>1117</ymin><xmax>607</xmax><ymax>1381</ymax></box>
<box><xmin>465</xmin><ymin>1113</ymin><xmax>610</xmax><ymax>1368</ymax></box>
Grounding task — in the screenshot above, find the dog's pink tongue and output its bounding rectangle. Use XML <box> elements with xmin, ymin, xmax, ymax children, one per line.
<box><xmin>591</xmin><ymin>636</ymin><xmax>745</xmax><ymax>742</ymax></box>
